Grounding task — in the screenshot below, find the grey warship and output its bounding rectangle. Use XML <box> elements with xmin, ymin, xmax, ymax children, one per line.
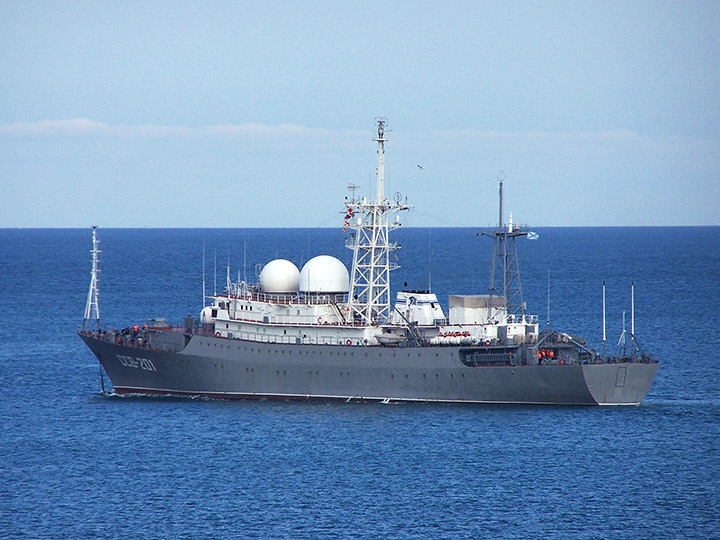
<box><xmin>78</xmin><ymin>119</ymin><xmax>658</xmax><ymax>405</ymax></box>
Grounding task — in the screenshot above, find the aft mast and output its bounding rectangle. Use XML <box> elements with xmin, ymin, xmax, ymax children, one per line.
<box><xmin>484</xmin><ymin>172</ymin><xmax>527</xmax><ymax>321</ymax></box>
<box><xmin>346</xmin><ymin>118</ymin><xmax>409</xmax><ymax>325</ymax></box>
<box><xmin>83</xmin><ymin>226</ymin><xmax>101</xmax><ymax>331</ymax></box>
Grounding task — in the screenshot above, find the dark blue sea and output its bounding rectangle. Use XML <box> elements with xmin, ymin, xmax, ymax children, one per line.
<box><xmin>1</xmin><ymin>227</ymin><xmax>719</xmax><ymax>539</ymax></box>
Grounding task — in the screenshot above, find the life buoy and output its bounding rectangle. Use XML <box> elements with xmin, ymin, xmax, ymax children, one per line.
<box><xmin>484</xmin><ymin>340</ymin><xmax>491</xmax><ymax>347</ymax></box>
<box><xmin>559</xmin><ymin>358</ymin><xmax>565</xmax><ymax>365</ymax></box>
<box><xmin>346</xmin><ymin>339</ymin><xmax>352</xmax><ymax>346</ymax></box>
<box><xmin>317</xmin><ymin>316</ymin><xmax>323</xmax><ymax>324</ymax></box>
<box><xmin>215</xmin><ymin>331</ymin><xmax>221</xmax><ymax>338</ymax></box>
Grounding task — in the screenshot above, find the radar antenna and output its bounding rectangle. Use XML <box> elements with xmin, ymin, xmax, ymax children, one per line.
<box><xmin>83</xmin><ymin>226</ymin><xmax>101</xmax><ymax>331</ymax></box>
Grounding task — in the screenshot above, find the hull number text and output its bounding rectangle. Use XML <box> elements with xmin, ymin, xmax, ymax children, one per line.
<box><xmin>117</xmin><ymin>354</ymin><xmax>157</xmax><ymax>372</ymax></box>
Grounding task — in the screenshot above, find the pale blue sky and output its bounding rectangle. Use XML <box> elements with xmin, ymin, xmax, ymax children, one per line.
<box><xmin>1</xmin><ymin>1</ymin><xmax>718</xmax><ymax>227</ymax></box>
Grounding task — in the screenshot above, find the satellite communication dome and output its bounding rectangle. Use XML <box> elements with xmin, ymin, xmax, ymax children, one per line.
<box><xmin>259</xmin><ymin>259</ymin><xmax>300</xmax><ymax>293</ymax></box>
<box><xmin>299</xmin><ymin>255</ymin><xmax>350</xmax><ymax>294</ymax></box>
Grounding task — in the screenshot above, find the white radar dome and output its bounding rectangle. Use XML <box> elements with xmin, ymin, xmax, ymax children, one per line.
<box><xmin>299</xmin><ymin>255</ymin><xmax>350</xmax><ymax>294</ymax></box>
<box><xmin>259</xmin><ymin>259</ymin><xmax>300</xmax><ymax>293</ymax></box>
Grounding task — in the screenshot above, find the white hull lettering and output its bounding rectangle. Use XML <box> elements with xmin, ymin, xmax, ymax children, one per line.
<box><xmin>138</xmin><ymin>357</ymin><xmax>157</xmax><ymax>372</ymax></box>
<box><xmin>117</xmin><ymin>354</ymin><xmax>157</xmax><ymax>372</ymax></box>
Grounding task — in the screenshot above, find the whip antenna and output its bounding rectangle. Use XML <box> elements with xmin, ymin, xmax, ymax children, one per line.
<box><xmin>602</xmin><ymin>281</ymin><xmax>607</xmax><ymax>356</ymax></box>
<box><xmin>546</xmin><ymin>269</ymin><xmax>551</xmax><ymax>328</ymax></box>
<box><xmin>202</xmin><ymin>240</ymin><xmax>206</xmax><ymax>307</ymax></box>
<box><xmin>631</xmin><ymin>281</ymin><xmax>635</xmax><ymax>339</ymax></box>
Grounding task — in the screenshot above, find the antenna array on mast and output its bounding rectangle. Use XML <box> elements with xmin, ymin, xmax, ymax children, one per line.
<box><xmin>345</xmin><ymin>118</ymin><xmax>411</xmax><ymax>325</ymax></box>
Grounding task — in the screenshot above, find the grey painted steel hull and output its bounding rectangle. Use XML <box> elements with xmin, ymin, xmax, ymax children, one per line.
<box><xmin>79</xmin><ymin>332</ymin><xmax>658</xmax><ymax>405</ymax></box>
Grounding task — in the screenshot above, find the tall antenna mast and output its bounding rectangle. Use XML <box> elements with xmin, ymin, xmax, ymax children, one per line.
<box><xmin>83</xmin><ymin>226</ymin><xmax>101</xmax><ymax>331</ymax></box>
<box><xmin>202</xmin><ymin>240</ymin><xmax>206</xmax><ymax>307</ymax></box>
<box><xmin>346</xmin><ymin>118</ymin><xmax>410</xmax><ymax>325</ymax></box>
<box><xmin>376</xmin><ymin>118</ymin><xmax>386</xmax><ymax>203</ymax></box>
<box><xmin>428</xmin><ymin>231</ymin><xmax>432</xmax><ymax>293</ymax></box>
<box><xmin>546</xmin><ymin>269</ymin><xmax>551</xmax><ymax>328</ymax></box>
<box><xmin>226</xmin><ymin>252</ymin><xmax>231</xmax><ymax>294</ymax></box>
<box><xmin>484</xmin><ymin>171</ymin><xmax>527</xmax><ymax>322</ymax></box>
<box><xmin>631</xmin><ymin>281</ymin><xmax>635</xmax><ymax>338</ymax></box>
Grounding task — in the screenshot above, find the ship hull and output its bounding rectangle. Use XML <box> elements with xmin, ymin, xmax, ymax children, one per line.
<box><xmin>79</xmin><ymin>332</ymin><xmax>658</xmax><ymax>406</ymax></box>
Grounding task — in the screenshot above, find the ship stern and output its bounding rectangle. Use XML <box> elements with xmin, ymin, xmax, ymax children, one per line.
<box><xmin>581</xmin><ymin>362</ymin><xmax>659</xmax><ymax>405</ymax></box>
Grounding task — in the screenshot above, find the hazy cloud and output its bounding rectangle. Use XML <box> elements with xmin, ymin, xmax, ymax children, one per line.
<box><xmin>2</xmin><ymin>119</ymin><xmax>716</xmax><ymax>160</ymax></box>
<box><xmin>429</xmin><ymin>127</ymin><xmax>642</xmax><ymax>141</ymax></box>
<box><xmin>428</xmin><ymin>127</ymin><xmax>719</xmax><ymax>155</ymax></box>
<box><xmin>0</xmin><ymin>119</ymin><xmax>358</xmax><ymax>139</ymax></box>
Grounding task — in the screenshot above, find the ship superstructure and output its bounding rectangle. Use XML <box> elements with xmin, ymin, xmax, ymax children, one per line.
<box><xmin>193</xmin><ymin>119</ymin><xmax>412</xmax><ymax>348</ymax></box>
<box><xmin>78</xmin><ymin>119</ymin><xmax>658</xmax><ymax>405</ymax></box>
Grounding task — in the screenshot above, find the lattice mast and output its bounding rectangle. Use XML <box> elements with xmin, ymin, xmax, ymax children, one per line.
<box><xmin>486</xmin><ymin>172</ymin><xmax>527</xmax><ymax>321</ymax></box>
<box><xmin>83</xmin><ymin>226</ymin><xmax>101</xmax><ymax>330</ymax></box>
<box><xmin>345</xmin><ymin>118</ymin><xmax>409</xmax><ymax>325</ymax></box>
